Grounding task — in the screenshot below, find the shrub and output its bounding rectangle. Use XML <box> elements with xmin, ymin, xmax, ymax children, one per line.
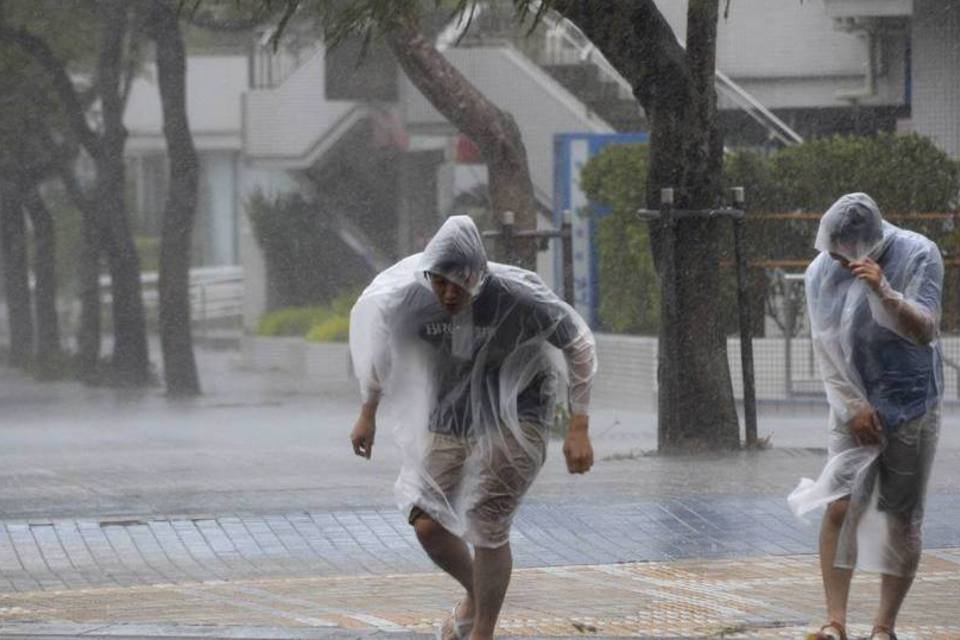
<box><xmin>256</xmin><ymin>306</ymin><xmax>332</xmax><ymax>337</ymax></box>
<box><xmin>579</xmin><ymin>143</ymin><xmax>660</xmax><ymax>334</ymax></box>
<box><xmin>581</xmin><ymin>133</ymin><xmax>960</xmax><ymax>335</ymax></box>
<box><xmin>256</xmin><ymin>289</ymin><xmax>359</xmax><ymax>341</ymax></box>
<box><xmin>306</xmin><ymin>315</ymin><xmax>350</xmax><ymax>343</ymax></box>
<box><xmin>247</xmin><ymin>190</ymin><xmax>369</xmax><ymax>309</ymax></box>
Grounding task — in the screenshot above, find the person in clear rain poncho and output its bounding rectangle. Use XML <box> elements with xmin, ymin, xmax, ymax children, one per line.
<box><xmin>349</xmin><ymin>215</ymin><xmax>597</xmax><ymax>640</ymax></box>
<box><xmin>788</xmin><ymin>193</ymin><xmax>943</xmax><ymax>640</ymax></box>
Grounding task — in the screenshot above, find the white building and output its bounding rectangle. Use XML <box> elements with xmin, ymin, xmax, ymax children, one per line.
<box><xmin>121</xmin><ymin>0</ymin><xmax>958</xmax><ymax>329</ymax></box>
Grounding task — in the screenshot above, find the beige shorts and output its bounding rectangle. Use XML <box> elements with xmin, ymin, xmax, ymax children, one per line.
<box><xmin>408</xmin><ymin>424</ymin><xmax>547</xmax><ymax>548</ymax></box>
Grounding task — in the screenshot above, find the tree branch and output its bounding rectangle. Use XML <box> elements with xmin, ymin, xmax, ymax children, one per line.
<box><xmin>0</xmin><ymin>24</ymin><xmax>101</xmax><ymax>158</ymax></box>
<box><xmin>384</xmin><ymin>19</ymin><xmax>520</xmax><ymax>160</ymax></box>
<box><xmin>548</xmin><ymin>0</ymin><xmax>691</xmax><ymax>112</ymax></box>
<box><xmin>97</xmin><ymin>1</ymin><xmax>130</xmax><ymax>151</ymax></box>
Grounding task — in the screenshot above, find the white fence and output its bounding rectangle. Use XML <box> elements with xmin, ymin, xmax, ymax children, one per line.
<box><xmin>594</xmin><ymin>333</ymin><xmax>960</xmax><ymax>412</ymax></box>
<box><xmin>99</xmin><ymin>265</ymin><xmax>244</xmax><ymax>329</ymax></box>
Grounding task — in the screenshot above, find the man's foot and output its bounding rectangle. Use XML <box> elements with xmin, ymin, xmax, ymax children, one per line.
<box><xmin>870</xmin><ymin>625</ymin><xmax>897</xmax><ymax>640</ymax></box>
<box><xmin>806</xmin><ymin>621</ymin><xmax>847</xmax><ymax>640</ymax></box>
<box><xmin>437</xmin><ymin>599</ymin><xmax>475</xmax><ymax>640</ymax></box>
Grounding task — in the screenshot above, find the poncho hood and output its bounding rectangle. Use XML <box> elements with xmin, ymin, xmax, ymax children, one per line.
<box><xmin>418</xmin><ymin>215</ymin><xmax>489</xmax><ymax>296</ymax></box>
<box><xmin>814</xmin><ymin>192</ymin><xmax>891</xmax><ymax>261</ymax></box>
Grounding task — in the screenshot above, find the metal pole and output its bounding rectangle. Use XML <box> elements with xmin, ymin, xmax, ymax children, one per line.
<box><xmin>561</xmin><ymin>209</ymin><xmax>574</xmax><ymax>306</ymax></box>
<box><xmin>731</xmin><ymin>187</ymin><xmax>758</xmax><ymax>447</ymax></box>
<box><xmin>658</xmin><ymin>188</ymin><xmax>679</xmax><ymax>450</ymax></box>
<box><xmin>501</xmin><ymin>210</ymin><xmax>515</xmax><ymax>265</ymax></box>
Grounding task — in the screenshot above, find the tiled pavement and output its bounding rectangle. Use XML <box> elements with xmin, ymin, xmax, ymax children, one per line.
<box><xmin>0</xmin><ymin>494</ymin><xmax>958</xmax><ymax>591</ymax></box>
<box><xmin>0</xmin><ymin>494</ymin><xmax>958</xmax><ymax>638</ymax></box>
<box><xmin>0</xmin><ymin>551</ymin><xmax>958</xmax><ymax>639</ymax></box>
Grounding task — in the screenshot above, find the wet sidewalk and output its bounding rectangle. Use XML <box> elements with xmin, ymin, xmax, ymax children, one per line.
<box><xmin>1</xmin><ymin>351</ymin><xmax>959</xmax><ymax>638</ymax></box>
<box><xmin>0</xmin><ymin>549</ymin><xmax>958</xmax><ymax>639</ymax></box>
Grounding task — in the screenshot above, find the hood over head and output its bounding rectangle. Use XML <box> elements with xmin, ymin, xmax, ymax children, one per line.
<box><xmin>418</xmin><ymin>215</ymin><xmax>489</xmax><ymax>296</ymax></box>
<box><xmin>814</xmin><ymin>192</ymin><xmax>887</xmax><ymax>261</ymax></box>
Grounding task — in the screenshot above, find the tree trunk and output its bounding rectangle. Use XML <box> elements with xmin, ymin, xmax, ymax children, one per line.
<box><xmin>96</xmin><ymin>2</ymin><xmax>149</xmax><ymax>386</ymax></box>
<box><xmin>384</xmin><ymin>19</ymin><xmax>538</xmax><ymax>268</ymax></box>
<box><xmin>1</xmin><ymin>1</ymin><xmax>147</xmax><ymax>384</ymax></box>
<box><xmin>60</xmin><ymin>167</ymin><xmax>103</xmax><ymax>380</ymax></box>
<box><xmin>149</xmin><ymin>0</ymin><xmax>200</xmax><ymax>397</ymax></box>
<box><xmin>0</xmin><ymin>185</ymin><xmax>34</xmax><ymax>368</ymax></box>
<box><xmin>555</xmin><ymin>0</ymin><xmax>739</xmax><ymax>451</ymax></box>
<box><xmin>95</xmin><ymin>153</ymin><xmax>149</xmax><ymax>385</ymax></box>
<box><xmin>23</xmin><ymin>186</ymin><xmax>61</xmax><ymax>374</ymax></box>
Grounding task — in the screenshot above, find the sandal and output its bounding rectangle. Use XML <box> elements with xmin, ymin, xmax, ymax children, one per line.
<box><xmin>870</xmin><ymin>625</ymin><xmax>897</xmax><ymax>640</ymax></box>
<box><xmin>436</xmin><ymin>601</ymin><xmax>474</xmax><ymax>640</ymax></box>
<box><xmin>807</xmin><ymin>621</ymin><xmax>847</xmax><ymax>640</ymax></box>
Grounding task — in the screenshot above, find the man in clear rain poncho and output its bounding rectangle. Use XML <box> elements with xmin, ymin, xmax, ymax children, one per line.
<box><xmin>349</xmin><ymin>215</ymin><xmax>596</xmax><ymax>640</ymax></box>
<box><xmin>788</xmin><ymin>194</ymin><xmax>943</xmax><ymax>640</ymax></box>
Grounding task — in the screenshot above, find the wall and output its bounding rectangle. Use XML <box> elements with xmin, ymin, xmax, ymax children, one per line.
<box><xmin>657</xmin><ymin>0</ymin><xmax>908</xmax><ymax>111</ymax></box>
<box><xmin>911</xmin><ymin>0</ymin><xmax>960</xmax><ymax>158</ymax></box>
<box><xmin>400</xmin><ymin>46</ymin><xmax>613</xmax><ymax>206</ymax></box>
<box><xmin>197</xmin><ymin>151</ymin><xmax>240</xmax><ymax>266</ymax></box>
<box><xmin>244</xmin><ymin>46</ymin><xmax>363</xmax><ymax>166</ymax></box>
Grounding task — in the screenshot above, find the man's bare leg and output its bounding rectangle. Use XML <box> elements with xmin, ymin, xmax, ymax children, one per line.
<box><xmin>469</xmin><ymin>543</ymin><xmax>512</xmax><ymax>640</ymax></box>
<box><xmin>413</xmin><ymin>515</ymin><xmax>476</xmax><ymax>622</ymax></box>
<box><xmin>873</xmin><ymin>573</ymin><xmax>912</xmax><ymax>635</ymax></box>
<box><xmin>819</xmin><ymin>499</ymin><xmax>854</xmax><ymax>634</ymax></box>
<box><xmin>873</xmin><ymin>516</ymin><xmax>918</xmax><ymax>635</ymax></box>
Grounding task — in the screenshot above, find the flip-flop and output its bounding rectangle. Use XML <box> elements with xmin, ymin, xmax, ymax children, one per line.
<box><xmin>870</xmin><ymin>626</ymin><xmax>897</xmax><ymax>640</ymax></box>
<box><xmin>807</xmin><ymin>621</ymin><xmax>847</xmax><ymax>640</ymax></box>
<box><xmin>435</xmin><ymin>601</ymin><xmax>474</xmax><ymax>640</ymax></box>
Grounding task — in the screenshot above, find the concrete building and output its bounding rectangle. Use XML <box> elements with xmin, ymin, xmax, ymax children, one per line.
<box><xmin>120</xmin><ymin>0</ymin><xmax>958</xmax><ymax>330</ymax></box>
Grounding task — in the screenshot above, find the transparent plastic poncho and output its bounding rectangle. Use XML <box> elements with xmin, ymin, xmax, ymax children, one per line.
<box><xmin>788</xmin><ymin>194</ymin><xmax>943</xmax><ymax>577</ymax></box>
<box><xmin>350</xmin><ymin>215</ymin><xmax>596</xmax><ymax>547</ymax></box>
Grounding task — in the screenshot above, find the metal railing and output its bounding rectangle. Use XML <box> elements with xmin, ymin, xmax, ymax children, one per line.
<box><xmin>250</xmin><ymin>28</ymin><xmax>323</xmax><ymax>89</ymax></box>
<box><xmin>439</xmin><ymin>1</ymin><xmax>803</xmax><ymax>145</ymax></box>
<box><xmin>99</xmin><ymin>266</ymin><xmax>245</xmax><ymax>332</ymax></box>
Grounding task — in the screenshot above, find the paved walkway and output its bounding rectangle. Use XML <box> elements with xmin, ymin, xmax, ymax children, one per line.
<box><xmin>0</xmin><ymin>493</ymin><xmax>958</xmax><ymax>638</ymax></box>
<box><xmin>1</xmin><ymin>351</ymin><xmax>959</xmax><ymax>638</ymax></box>
<box><xmin>0</xmin><ymin>550</ymin><xmax>958</xmax><ymax>639</ymax></box>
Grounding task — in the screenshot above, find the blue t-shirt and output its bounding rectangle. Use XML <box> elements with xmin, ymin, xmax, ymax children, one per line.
<box><xmin>845</xmin><ymin>237</ymin><xmax>943</xmax><ymax>430</ymax></box>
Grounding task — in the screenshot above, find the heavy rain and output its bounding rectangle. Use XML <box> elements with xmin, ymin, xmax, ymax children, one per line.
<box><xmin>0</xmin><ymin>1</ymin><xmax>958</xmax><ymax>639</ymax></box>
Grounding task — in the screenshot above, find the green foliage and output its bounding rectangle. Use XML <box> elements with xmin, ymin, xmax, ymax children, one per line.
<box><xmin>306</xmin><ymin>314</ymin><xmax>350</xmax><ymax>343</ymax></box>
<box><xmin>257</xmin><ymin>306</ymin><xmax>332</xmax><ymax>337</ymax></box>
<box><xmin>728</xmin><ymin>132</ymin><xmax>960</xmax><ymax>214</ymax></box>
<box><xmin>247</xmin><ymin>189</ymin><xmax>367</xmax><ymax>309</ymax></box>
<box><xmin>257</xmin><ymin>289</ymin><xmax>358</xmax><ymax>341</ymax></box>
<box><xmin>579</xmin><ymin>143</ymin><xmax>660</xmax><ymax>334</ymax></box>
<box><xmin>581</xmin><ymin>134</ymin><xmax>960</xmax><ymax>336</ymax></box>
<box><xmin>134</xmin><ymin>235</ymin><xmax>161</xmax><ymax>272</ymax></box>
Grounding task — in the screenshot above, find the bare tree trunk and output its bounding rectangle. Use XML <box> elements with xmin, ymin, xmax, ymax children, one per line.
<box><xmin>0</xmin><ymin>184</ymin><xmax>33</xmax><ymax>368</ymax></box>
<box><xmin>96</xmin><ymin>1</ymin><xmax>149</xmax><ymax>385</ymax></box>
<box><xmin>23</xmin><ymin>186</ymin><xmax>61</xmax><ymax>374</ymax></box>
<box><xmin>3</xmin><ymin>1</ymin><xmax>149</xmax><ymax>385</ymax></box>
<box><xmin>555</xmin><ymin>0</ymin><xmax>739</xmax><ymax>451</ymax></box>
<box><xmin>60</xmin><ymin>167</ymin><xmax>102</xmax><ymax>379</ymax></box>
<box><xmin>384</xmin><ymin>19</ymin><xmax>538</xmax><ymax>267</ymax></box>
<box><xmin>149</xmin><ymin>0</ymin><xmax>200</xmax><ymax>396</ymax></box>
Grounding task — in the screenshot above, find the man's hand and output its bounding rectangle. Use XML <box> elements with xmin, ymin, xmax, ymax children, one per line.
<box><xmin>848</xmin><ymin>406</ymin><xmax>884</xmax><ymax>446</ymax></box>
<box><xmin>351</xmin><ymin>405</ymin><xmax>377</xmax><ymax>459</ymax></box>
<box><xmin>563</xmin><ymin>414</ymin><xmax>593</xmax><ymax>474</ymax></box>
<box><xmin>849</xmin><ymin>258</ymin><xmax>884</xmax><ymax>294</ymax></box>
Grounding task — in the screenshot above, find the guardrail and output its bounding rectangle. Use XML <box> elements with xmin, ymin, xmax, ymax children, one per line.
<box><xmin>99</xmin><ymin>266</ymin><xmax>244</xmax><ymax>330</ymax></box>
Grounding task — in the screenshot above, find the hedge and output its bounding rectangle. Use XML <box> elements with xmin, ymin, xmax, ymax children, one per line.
<box><xmin>582</xmin><ymin>133</ymin><xmax>960</xmax><ymax>335</ymax></box>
